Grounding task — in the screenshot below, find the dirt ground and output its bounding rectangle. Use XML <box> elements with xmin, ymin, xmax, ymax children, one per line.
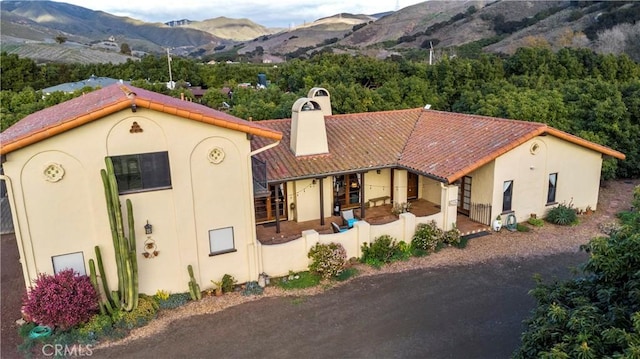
<box><xmin>1</xmin><ymin>179</ymin><xmax>638</xmax><ymax>358</ymax></box>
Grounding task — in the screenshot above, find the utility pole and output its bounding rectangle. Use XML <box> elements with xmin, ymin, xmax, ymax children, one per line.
<box><xmin>167</xmin><ymin>48</ymin><xmax>174</xmax><ymax>89</ymax></box>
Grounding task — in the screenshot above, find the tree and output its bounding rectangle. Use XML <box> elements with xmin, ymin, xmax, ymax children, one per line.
<box><xmin>514</xmin><ymin>186</ymin><xmax>640</xmax><ymax>358</ymax></box>
<box><xmin>55</xmin><ymin>34</ymin><xmax>67</xmax><ymax>44</ymax></box>
<box><xmin>120</xmin><ymin>43</ymin><xmax>132</xmax><ymax>55</ymax></box>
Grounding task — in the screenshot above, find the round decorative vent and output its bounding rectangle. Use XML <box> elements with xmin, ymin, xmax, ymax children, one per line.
<box><xmin>530</xmin><ymin>142</ymin><xmax>541</xmax><ymax>155</ymax></box>
<box><xmin>43</xmin><ymin>163</ymin><xmax>65</xmax><ymax>182</ymax></box>
<box><xmin>207</xmin><ymin>147</ymin><xmax>225</xmax><ymax>164</ymax></box>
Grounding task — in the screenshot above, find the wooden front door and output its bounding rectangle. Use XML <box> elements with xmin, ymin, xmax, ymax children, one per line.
<box><xmin>334</xmin><ymin>174</ymin><xmax>361</xmax><ymax>209</ymax></box>
<box><xmin>407</xmin><ymin>172</ymin><xmax>419</xmax><ymax>200</ymax></box>
<box><xmin>254</xmin><ymin>183</ymin><xmax>287</xmax><ymax>224</ymax></box>
<box><xmin>457</xmin><ymin>176</ymin><xmax>472</xmax><ymax>215</ymax></box>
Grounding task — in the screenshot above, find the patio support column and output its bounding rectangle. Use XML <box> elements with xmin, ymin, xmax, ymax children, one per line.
<box><xmin>319</xmin><ymin>177</ymin><xmax>325</xmax><ymax>225</ymax></box>
<box><xmin>275</xmin><ymin>183</ymin><xmax>281</xmax><ymax>233</ymax></box>
<box><xmin>360</xmin><ymin>172</ymin><xmax>366</xmax><ymax>219</ymax></box>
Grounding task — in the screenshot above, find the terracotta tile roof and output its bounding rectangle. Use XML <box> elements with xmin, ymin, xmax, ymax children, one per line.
<box><xmin>253</xmin><ymin>109</ymin><xmax>625</xmax><ymax>184</ymax></box>
<box><xmin>252</xmin><ymin>109</ymin><xmax>423</xmax><ymax>180</ymax></box>
<box><xmin>0</xmin><ymin>84</ymin><xmax>282</xmax><ymax>155</ymax></box>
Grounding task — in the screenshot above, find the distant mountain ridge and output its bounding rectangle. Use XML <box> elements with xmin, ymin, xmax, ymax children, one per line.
<box><xmin>1</xmin><ymin>0</ymin><xmax>638</xmax><ymax>64</ymax></box>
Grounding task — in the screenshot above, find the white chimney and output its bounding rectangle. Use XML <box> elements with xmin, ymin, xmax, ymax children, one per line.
<box><xmin>308</xmin><ymin>87</ymin><xmax>332</xmax><ymax>116</ymax></box>
<box><xmin>290</xmin><ymin>97</ymin><xmax>329</xmax><ymax>156</ymax></box>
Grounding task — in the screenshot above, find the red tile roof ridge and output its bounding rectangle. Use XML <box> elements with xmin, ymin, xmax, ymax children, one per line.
<box><xmin>1</xmin><ymin>84</ymin><xmax>282</xmax><ymax>155</ymax></box>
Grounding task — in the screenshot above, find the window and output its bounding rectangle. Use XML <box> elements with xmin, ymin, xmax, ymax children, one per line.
<box><xmin>209</xmin><ymin>227</ymin><xmax>236</xmax><ymax>256</ymax></box>
<box><xmin>502</xmin><ymin>180</ymin><xmax>513</xmax><ymax>212</ymax></box>
<box><xmin>547</xmin><ymin>173</ymin><xmax>558</xmax><ymax>204</ymax></box>
<box><xmin>52</xmin><ymin>252</ymin><xmax>86</xmax><ymax>275</ymax></box>
<box><xmin>111</xmin><ymin>151</ymin><xmax>171</xmax><ymax>194</ymax></box>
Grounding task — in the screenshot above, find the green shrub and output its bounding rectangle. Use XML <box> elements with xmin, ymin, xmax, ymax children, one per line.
<box><xmin>242</xmin><ymin>281</ymin><xmax>264</xmax><ymax>296</ymax></box>
<box><xmin>308</xmin><ymin>242</ymin><xmax>347</xmax><ymax>279</ymax></box>
<box><xmin>221</xmin><ymin>274</ymin><xmax>237</xmax><ymax>293</ymax></box>
<box><xmin>360</xmin><ymin>235</ymin><xmax>406</xmax><ymax>268</ymax></box>
<box><xmin>275</xmin><ymin>271</ymin><xmax>321</xmax><ymax>290</ymax></box>
<box><xmin>77</xmin><ymin>314</ymin><xmax>114</xmax><ymax>341</ymax></box>
<box><xmin>411</xmin><ymin>221</ymin><xmax>443</xmax><ymax>255</ymax></box>
<box><xmin>545</xmin><ymin>202</ymin><xmax>578</xmax><ymax>225</ymax></box>
<box><xmin>528</xmin><ymin>217</ymin><xmax>544</xmax><ymax>227</ymax></box>
<box><xmin>335</xmin><ymin>267</ymin><xmax>359</xmax><ymax>282</ymax></box>
<box><xmin>112</xmin><ymin>295</ymin><xmax>158</xmax><ymax>330</ymax></box>
<box><xmin>442</xmin><ymin>225</ymin><xmax>462</xmax><ymax>247</ymax></box>
<box><xmin>155</xmin><ymin>292</ymin><xmax>190</xmax><ymax>310</ymax></box>
<box><xmin>516</xmin><ymin>223</ymin><xmax>530</xmax><ymax>232</ymax></box>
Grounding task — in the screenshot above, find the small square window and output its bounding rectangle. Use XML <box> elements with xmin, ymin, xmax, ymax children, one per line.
<box><xmin>209</xmin><ymin>227</ymin><xmax>236</xmax><ymax>256</ymax></box>
<box><xmin>52</xmin><ymin>252</ymin><xmax>86</xmax><ymax>275</ymax></box>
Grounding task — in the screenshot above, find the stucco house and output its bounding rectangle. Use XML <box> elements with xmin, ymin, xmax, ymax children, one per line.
<box><xmin>252</xmin><ymin>88</ymin><xmax>626</xmax><ymax>236</ymax></box>
<box><xmin>0</xmin><ymin>84</ymin><xmax>625</xmax><ymax>294</ymax></box>
<box><xmin>0</xmin><ymin>84</ymin><xmax>282</xmax><ymax>294</ymax></box>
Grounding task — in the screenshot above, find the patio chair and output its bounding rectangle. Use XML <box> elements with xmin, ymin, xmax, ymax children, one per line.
<box><xmin>331</xmin><ymin>222</ymin><xmax>347</xmax><ymax>233</ymax></box>
<box><xmin>341</xmin><ymin>209</ymin><xmax>359</xmax><ymax>228</ymax></box>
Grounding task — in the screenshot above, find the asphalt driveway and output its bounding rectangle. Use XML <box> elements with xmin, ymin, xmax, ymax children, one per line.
<box><xmin>91</xmin><ymin>251</ymin><xmax>588</xmax><ymax>359</ymax></box>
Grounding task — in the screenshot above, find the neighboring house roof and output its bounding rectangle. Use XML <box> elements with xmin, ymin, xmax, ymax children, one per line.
<box><xmin>40</xmin><ymin>75</ymin><xmax>130</xmax><ymax>94</ymax></box>
<box><xmin>253</xmin><ymin>108</ymin><xmax>626</xmax><ymax>184</ymax></box>
<box><xmin>0</xmin><ymin>84</ymin><xmax>282</xmax><ymax>155</ymax></box>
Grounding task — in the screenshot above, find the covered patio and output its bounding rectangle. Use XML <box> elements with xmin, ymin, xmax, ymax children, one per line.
<box><xmin>256</xmin><ymin>199</ymin><xmax>491</xmax><ymax>245</ymax></box>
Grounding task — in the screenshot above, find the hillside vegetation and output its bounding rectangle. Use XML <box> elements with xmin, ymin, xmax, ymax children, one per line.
<box><xmin>1</xmin><ymin>48</ymin><xmax>639</xmax><ymax>180</ymax></box>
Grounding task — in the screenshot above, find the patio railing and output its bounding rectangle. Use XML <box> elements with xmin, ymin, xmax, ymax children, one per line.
<box><xmin>469</xmin><ymin>202</ymin><xmax>492</xmax><ymax>225</ymax></box>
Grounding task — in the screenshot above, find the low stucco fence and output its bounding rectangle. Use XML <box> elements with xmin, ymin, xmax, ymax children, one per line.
<box><xmin>257</xmin><ymin>211</ymin><xmax>442</xmax><ymax>278</ymax></box>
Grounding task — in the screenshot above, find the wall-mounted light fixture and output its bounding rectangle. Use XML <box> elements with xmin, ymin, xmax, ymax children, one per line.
<box><xmin>312</xmin><ymin>179</ymin><xmax>317</xmax><ymax>185</ymax></box>
<box><xmin>144</xmin><ymin>220</ymin><xmax>153</xmax><ymax>235</ymax></box>
<box><xmin>376</xmin><ymin>169</ymin><xmax>381</xmax><ymax>174</ymax></box>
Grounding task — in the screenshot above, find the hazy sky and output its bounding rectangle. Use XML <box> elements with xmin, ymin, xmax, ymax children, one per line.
<box><xmin>52</xmin><ymin>0</ymin><xmax>427</xmax><ymax>28</ymax></box>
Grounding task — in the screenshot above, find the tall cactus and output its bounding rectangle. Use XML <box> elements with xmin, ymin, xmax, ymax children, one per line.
<box><xmin>187</xmin><ymin>265</ymin><xmax>202</xmax><ymax>301</ymax></box>
<box><xmin>96</xmin><ymin>157</ymin><xmax>139</xmax><ymax>311</ymax></box>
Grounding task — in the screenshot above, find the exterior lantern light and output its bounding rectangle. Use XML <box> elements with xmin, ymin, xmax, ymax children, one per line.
<box><xmin>144</xmin><ymin>220</ymin><xmax>153</xmax><ymax>235</ymax></box>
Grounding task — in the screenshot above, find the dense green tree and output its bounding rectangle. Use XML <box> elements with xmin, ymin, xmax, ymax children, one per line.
<box><xmin>515</xmin><ymin>186</ymin><xmax>640</xmax><ymax>358</ymax></box>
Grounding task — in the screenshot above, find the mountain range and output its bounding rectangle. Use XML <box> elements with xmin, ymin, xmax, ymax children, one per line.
<box><xmin>1</xmin><ymin>0</ymin><xmax>639</xmax><ymax>64</ymax></box>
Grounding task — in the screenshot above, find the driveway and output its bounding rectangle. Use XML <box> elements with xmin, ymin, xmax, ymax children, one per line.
<box><xmin>91</xmin><ymin>252</ymin><xmax>587</xmax><ymax>359</ymax></box>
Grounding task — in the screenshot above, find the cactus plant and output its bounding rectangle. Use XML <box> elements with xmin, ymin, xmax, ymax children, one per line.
<box><xmin>187</xmin><ymin>265</ymin><xmax>202</xmax><ymax>301</ymax></box>
<box><xmin>92</xmin><ymin>157</ymin><xmax>139</xmax><ymax>312</ymax></box>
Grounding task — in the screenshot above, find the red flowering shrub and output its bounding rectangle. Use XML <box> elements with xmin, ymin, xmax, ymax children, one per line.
<box><xmin>22</xmin><ymin>269</ymin><xmax>99</xmax><ymax>330</ymax></box>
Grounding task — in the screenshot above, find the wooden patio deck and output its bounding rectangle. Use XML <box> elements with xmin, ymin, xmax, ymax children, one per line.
<box><xmin>256</xmin><ymin>199</ymin><xmax>491</xmax><ymax>245</ymax></box>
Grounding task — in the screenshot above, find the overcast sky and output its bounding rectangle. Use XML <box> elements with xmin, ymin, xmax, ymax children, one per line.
<box><xmin>52</xmin><ymin>0</ymin><xmax>427</xmax><ymax>28</ymax></box>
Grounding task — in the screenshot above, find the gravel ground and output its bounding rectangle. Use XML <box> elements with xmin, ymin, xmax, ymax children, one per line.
<box><xmin>95</xmin><ymin>179</ymin><xmax>639</xmax><ymax>351</ymax></box>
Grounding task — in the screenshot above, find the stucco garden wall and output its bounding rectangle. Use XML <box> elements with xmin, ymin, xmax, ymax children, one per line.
<box><xmin>258</xmin><ymin>211</ymin><xmax>441</xmax><ymax>277</ymax></box>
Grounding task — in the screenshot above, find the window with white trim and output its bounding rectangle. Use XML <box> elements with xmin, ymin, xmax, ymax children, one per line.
<box><xmin>547</xmin><ymin>173</ymin><xmax>558</xmax><ymax>204</ymax></box>
<box><xmin>208</xmin><ymin>227</ymin><xmax>236</xmax><ymax>256</ymax></box>
<box><xmin>52</xmin><ymin>252</ymin><xmax>86</xmax><ymax>275</ymax></box>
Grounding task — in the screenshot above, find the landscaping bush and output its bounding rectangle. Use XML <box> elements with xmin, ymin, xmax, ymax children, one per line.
<box><xmin>77</xmin><ymin>314</ymin><xmax>114</xmax><ymax>342</ymax></box>
<box><xmin>112</xmin><ymin>295</ymin><xmax>158</xmax><ymax>330</ymax></box>
<box><xmin>22</xmin><ymin>269</ymin><xmax>99</xmax><ymax>330</ymax></box>
<box><xmin>545</xmin><ymin>202</ymin><xmax>578</xmax><ymax>225</ymax></box>
<box><xmin>242</xmin><ymin>281</ymin><xmax>264</xmax><ymax>296</ymax></box>
<box><xmin>515</xmin><ymin>189</ymin><xmax>640</xmax><ymax>357</ymax></box>
<box><xmin>360</xmin><ymin>235</ymin><xmax>407</xmax><ymax>268</ymax></box>
<box><xmin>441</xmin><ymin>225</ymin><xmax>462</xmax><ymax>247</ymax></box>
<box><xmin>155</xmin><ymin>292</ymin><xmax>190</xmax><ymax>310</ymax></box>
<box><xmin>516</xmin><ymin>223</ymin><xmax>530</xmax><ymax>232</ymax></box>
<box><xmin>527</xmin><ymin>217</ymin><xmax>544</xmax><ymax>227</ymax></box>
<box><xmin>308</xmin><ymin>242</ymin><xmax>347</xmax><ymax>279</ymax></box>
<box><xmin>275</xmin><ymin>271</ymin><xmax>321</xmax><ymax>290</ymax></box>
<box><xmin>411</xmin><ymin>221</ymin><xmax>443</xmax><ymax>255</ymax></box>
<box><xmin>221</xmin><ymin>274</ymin><xmax>237</xmax><ymax>293</ymax></box>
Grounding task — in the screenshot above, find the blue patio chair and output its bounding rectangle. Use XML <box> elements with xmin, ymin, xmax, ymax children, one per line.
<box><xmin>341</xmin><ymin>209</ymin><xmax>359</xmax><ymax>228</ymax></box>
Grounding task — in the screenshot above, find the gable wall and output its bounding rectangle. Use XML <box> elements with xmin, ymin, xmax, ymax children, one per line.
<box><xmin>3</xmin><ymin>108</ymin><xmax>257</xmax><ymax>294</ymax></box>
<box><xmin>492</xmin><ymin>135</ymin><xmax>602</xmax><ymax>222</ymax></box>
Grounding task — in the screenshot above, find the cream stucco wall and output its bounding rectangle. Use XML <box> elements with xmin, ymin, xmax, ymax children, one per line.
<box><xmin>3</xmin><ymin>108</ymin><xmax>260</xmax><ymax>294</ymax></box>
<box><xmin>492</xmin><ymin>136</ymin><xmax>603</xmax><ymax>222</ymax></box>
